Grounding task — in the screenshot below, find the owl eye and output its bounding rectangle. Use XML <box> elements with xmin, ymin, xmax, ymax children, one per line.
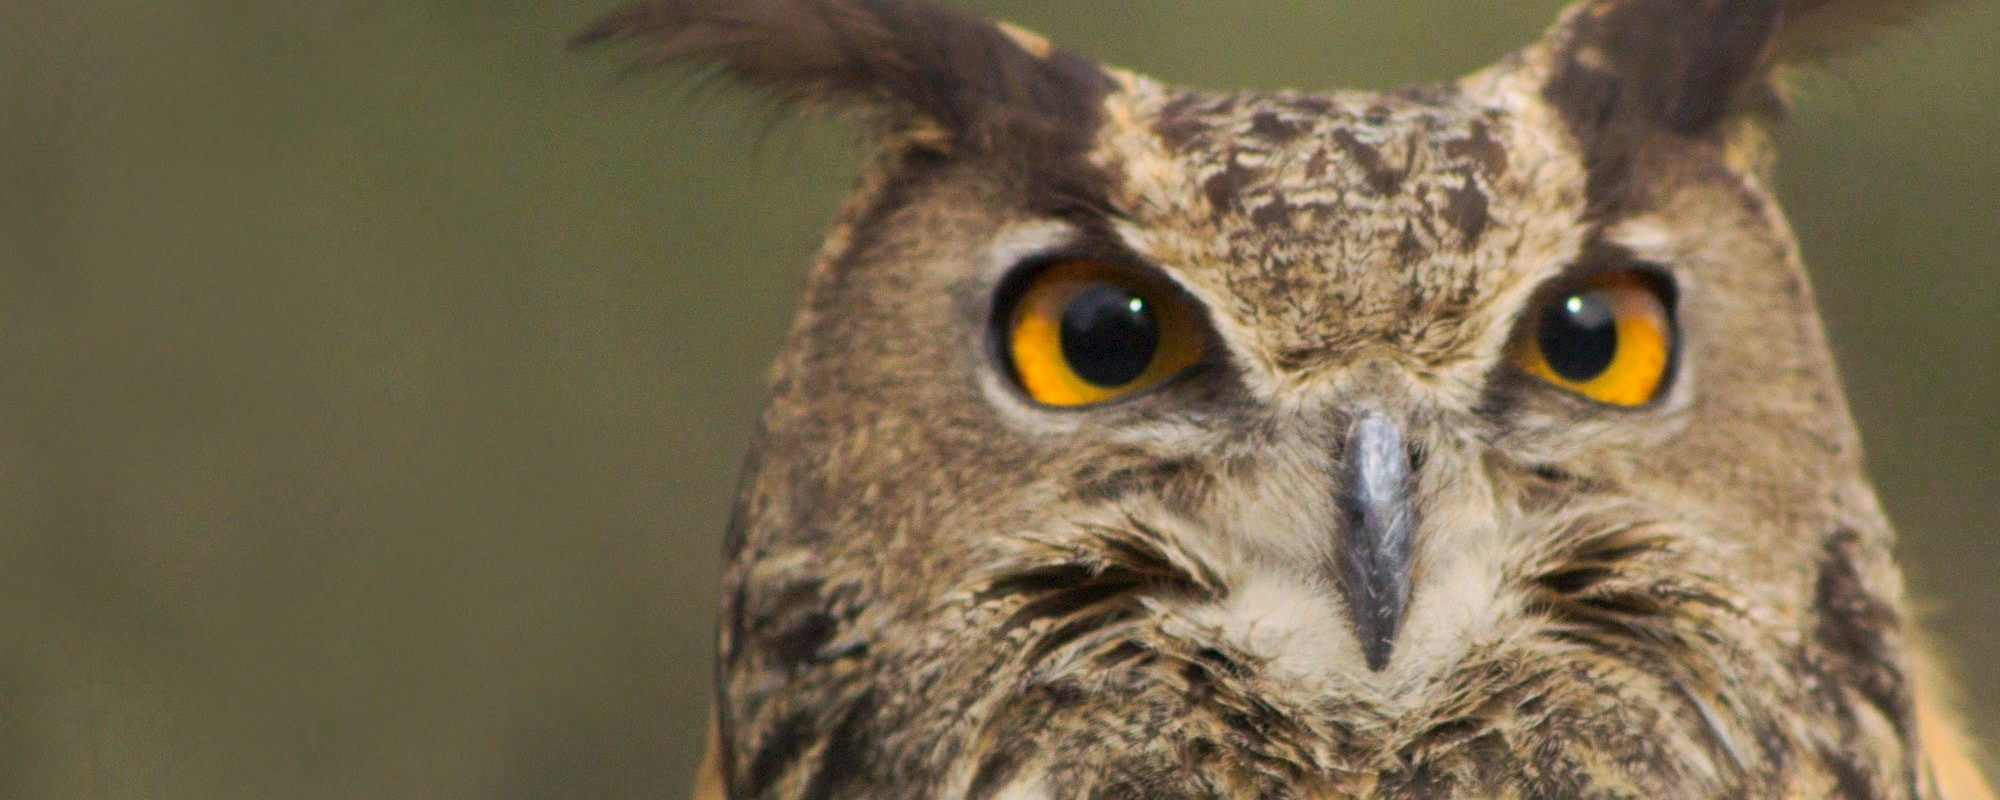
<box><xmin>999</xmin><ymin>260</ymin><xmax>1205</xmax><ymax>407</ymax></box>
<box><xmin>1509</xmin><ymin>269</ymin><xmax>1676</xmax><ymax>407</ymax></box>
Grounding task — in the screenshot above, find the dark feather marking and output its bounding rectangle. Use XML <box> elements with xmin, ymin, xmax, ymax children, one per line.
<box><xmin>1822</xmin><ymin>743</ymin><xmax>1882</xmax><ymax>800</ymax></box>
<box><xmin>1010</xmin><ymin>582</ymin><xmax>1139</xmax><ymax>638</ymax></box>
<box><xmin>1537</xmin><ymin>564</ymin><xmax>1615</xmax><ymax>596</ymax></box>
<box><xmin>1385</xmin><ymin>82</ymin><xmax>1458</xmax><ymax>106</ymax></box>
<box><xmin>1279</xmin><ymin>94</ymin><xmax>1335</xmax><ymax>116</ymax></box>
<box><xmin>1251</xmin><ymin>190</ymin><xmax>1294</xmax><ymax>229</ymax></box>
<box><xmin>1381</xmin><ymin>760</ymin><xmax>1458</xmax><ymax>799</ymax></box>
<box><xmin>748</xmin><ymin>577</ymin><xmax>832</xmax><ymax>666</ymax></box>
<box><xmin>800</xmin><ymin>689</ymin><xmax>879</xmax><ymax>800</ymax></box>
<box><xmin>1523</xmin><ymin>521</ymin><xmax>1778</xmax><ymax>786</ymax></box>
<box><xmin>1441</xmin><ymin>174</ymin><xmax>1491</xmax><ymax>249</ymax></box>
<box><xmin>1392</xmin><ymin>222</ymin><xmax>1427</xmax><ymax>264</ymax></box>
<box><xmin>1152</xmin><ymin>91</ymin><xmax>1225</xmax><ymax>153</ymax></box>
<box><xmin>1812</xmin><ymin>529</ymin><xmax>1915</xmax><ymax>741</ymax></box>
<box><xmin>1443</xmin><ymin>118</ymin><xmax>1509</xmax><ymax>179</ymax></box>
<box><xmin>980</xmin><ymin>522</ymin><xmax>1222</xmax><ymax>670</ymax></box>
<box><xmin>1331</xmin><ymin>128</ymin><xmax>1405</xmax><ymax>196</ymax></box>
<box><xmin>1099</xmin><ymin>521</ymin><xmax>1227</xmax><ymax>595</ymax></box>
<box><xmin>1202</xmin><ymin>150</ymin><xmax>1263</xmax><ymax>220</ymax></box>
<box><xmin>1249</xmin><ymin>110</ymin><xmax>1308</xmax><ymax>144</ymax></box>
<box><xmin>1179</xmin><ymin>661</ymin><xmax>1219</xmax><ymax>706</ymax></box>
<box><xmin>1094</xmin><ymin>639</ymin><xmax>1153</xmax><ymax>669</ymax></box>
<box><xmin>1816</xmin><ymin>532</ymin><xmax>1904</xmax><ymax>724</ymax></box>
<box><xmin>720</xmin><ymin>439</ymin><xmax>766</xmax><ymax>557</ymax></box>
<box><xmin>1088</xmin><ymin>777</ymin><xmax>1157</xmax><ymax>800</ymax></box>
<box><xmin>741</xmin><ymin>710</ymin><xmax>817</xmax><ymax>797</ymax></box>
<box><xmin>1273</xmin><ymin>346</ymin><xmax>1328</xmax><ymax>373</ymax></box>
<box><xmin>1414</xmin><ymin>717</ymin><xmax>1486</xmax><ymax>751</ymax></box>
<box><xmin>1305</xmin><ymin>148</ymin><xmax>1331</xmax><ymax>180</ymax></box>
<box><xmin>1526</xmin><ymin>525</ymin><xmax>1723</xmax><ymax>660</ymax></box>
<box><xmin>967</xmin><ymin>741</ymin><xmax>1027</xmax><ymax>800</ymax></box>
<box><xmin>724</xmin><ymin>580</ymin><xmax>752</xmax><ymax>669</ymax></box>
<box><xmin>982</xmin><ymin>562</ymin><xmax>1104</xmax><ymax>604</ymax></box>
<box><xmin>763</xmin><ymin>610</ymin><xmax>838</xmax><ymax>667</ymax></box>
<box><xmin>1191</xmin><ymin>645</ymin><xmax>1250</xmax><ymax>679</ymax></box>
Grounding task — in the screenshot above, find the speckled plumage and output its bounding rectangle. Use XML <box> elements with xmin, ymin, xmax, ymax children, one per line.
<box><xmin>581</xmin><ymin>1</ymin><xmax>1991</xmax><ymax>797</ymax></box>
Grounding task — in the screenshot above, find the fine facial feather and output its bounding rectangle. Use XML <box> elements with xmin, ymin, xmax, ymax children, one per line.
<box><xmin>577</xmin><ymin>0</ymin><xmax>1985</xmax><ymax>797</ymax></box>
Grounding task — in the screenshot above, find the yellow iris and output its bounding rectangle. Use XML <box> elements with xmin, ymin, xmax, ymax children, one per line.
<box><xmin>1005</xmin><ymin>260</ymin><xmax>1204</xmax><ymax>407</ymax></box>
<box><xmin>1510</xmin><ymin>270</ymin><xmax>1675</xmax><ymax>407</ymax></box>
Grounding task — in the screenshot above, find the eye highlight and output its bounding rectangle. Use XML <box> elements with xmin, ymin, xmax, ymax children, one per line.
<box><xmin>1509</xmin><ymin>270</ymin><xmax>1675</xmax><ymax>407</ymax></box>
<box><xmin>1000</xmin><ymin>260</ymin><xmax>1204</xmax><ymax>407</ymax></box>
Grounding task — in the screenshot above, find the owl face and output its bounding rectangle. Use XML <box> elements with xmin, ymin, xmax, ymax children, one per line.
<box><xmin>583</xmin><ymin>0</ymin><xmax>1961</xmax><ymax>796</ymax></box>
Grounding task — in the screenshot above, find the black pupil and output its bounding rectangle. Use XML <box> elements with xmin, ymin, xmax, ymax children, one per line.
<box><xmin>1538</xmin><ymin>291</ymin><xmax>1618</xmax><ymax>382</ymax></box>
<box><xmin>1061</xmin><ymin>284</ymin><xmax>1160</xmax><ymax>387</ymax></box>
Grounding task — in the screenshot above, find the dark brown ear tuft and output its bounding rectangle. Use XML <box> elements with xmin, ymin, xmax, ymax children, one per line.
<box><xmin>1542</xmin><ymin>0</ymin><xmax>1944</xmax><ymax>139</ymax></box>
<box><xmin>572</xmin><ymin>0</ymin><xmax>906</xmax><ymax>104</ymax></box>
<box><xmin>1538</xmin><ymin>0</ymin><xmax>1944</xmax><ymax>215</ymax></box>
<box><xmin>1777</xmin><ymin>0</ymin><xmax>1944</xmax><ymax>61</ymax></box>
<box><xmin>574</xmin><ymin>0</ymin><xmax>1112</xmax><ymax>152</ymax></box>
<box><xmin>1545</xmin><ymin>0</ymin><xmax>1782</xmax><ymax>139</ymax></box>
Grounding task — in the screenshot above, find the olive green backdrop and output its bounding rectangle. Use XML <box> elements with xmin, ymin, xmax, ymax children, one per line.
<box><xmin>2</xmin><ymin>1</ymin><xmax>1993</xmax><ymax>797</ymax></box>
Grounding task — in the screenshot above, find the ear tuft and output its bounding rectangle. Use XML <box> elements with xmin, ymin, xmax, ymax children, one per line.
<box><xmin>573</xmin><ymin>0</ymin><xmax>913</xmax><ymax>113</ymax></box>
<box><xmin>574</xmin><ymin>0</ymin><xmax>1111</xmax><ymax>152</ymax></box>
<box><xmin>1541</xmin><ymin>0</ymin><xmax>1945</xmax><ymax>139</ymax></box>
<box><xmin>1774</xmin><ymin>0</ymin><xmax>1945</xmax><ymax>62</ymax></box>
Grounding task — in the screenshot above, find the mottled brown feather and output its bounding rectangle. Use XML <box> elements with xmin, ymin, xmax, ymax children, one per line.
<box><xmin>578</xmin><ymin>0</ymin><xmax>1989</xmax><ymax>796</ymax></box>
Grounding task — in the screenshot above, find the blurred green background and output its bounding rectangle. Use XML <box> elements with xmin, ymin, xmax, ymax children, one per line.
<box><xmin>1</xmin><ymin>1</ymin><xmax>1992</xmax><ymax>797</ymax></box>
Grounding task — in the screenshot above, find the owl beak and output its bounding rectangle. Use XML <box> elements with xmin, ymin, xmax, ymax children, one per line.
<box><xmin>1335</xmin><ymin>408</ymin><xmax>1417</xmax><ymax>672</ymax></box>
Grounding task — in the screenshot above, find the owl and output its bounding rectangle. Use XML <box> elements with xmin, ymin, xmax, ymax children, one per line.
<box><xmin>579</xmin><ymin>0</ymin><xmax>1992</xmax><ymax>797</ymax></box>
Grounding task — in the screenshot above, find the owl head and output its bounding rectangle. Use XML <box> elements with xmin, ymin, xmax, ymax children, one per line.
<box><xmin>583</xmin><ymin>0</ymin><xmax>1984</xmax><ymax>796</ymax></box>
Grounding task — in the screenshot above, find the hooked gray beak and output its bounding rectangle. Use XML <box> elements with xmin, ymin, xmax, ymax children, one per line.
<box><xmin>1335</xmin><ymin>408</ymin><xmax>1417</xmax><ymax>672</ymax></box>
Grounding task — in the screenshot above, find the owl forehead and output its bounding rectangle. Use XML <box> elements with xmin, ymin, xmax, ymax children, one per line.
<box><xmin>1088</xmin><ymin>77</ymin><xmax>1588</xmax><ymax>383</ymax></box>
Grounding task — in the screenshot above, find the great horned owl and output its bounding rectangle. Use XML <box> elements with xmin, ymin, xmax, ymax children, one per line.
<box><xmin>579</xmin><ymin>0</ymin><xmax>1992</xmax><ymax>796</ymax></box>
